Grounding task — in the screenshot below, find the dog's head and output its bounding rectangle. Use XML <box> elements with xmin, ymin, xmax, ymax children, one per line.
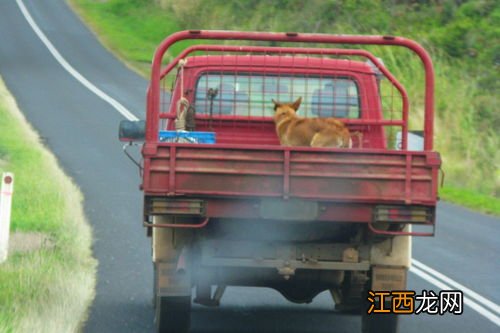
<box><xmin>272</xmin><ymin>97</ymin><xmax>302</xmax><ymax>123</ymax></box>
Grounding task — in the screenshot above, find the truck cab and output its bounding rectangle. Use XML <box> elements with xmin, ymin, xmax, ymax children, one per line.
<box><xmin>119</xmin><ymin>31</ymin><xmax>441</xmax><ymax>333</ymax></box>
<box><xmin>165</xmin><ymin>55</ymin><xmax>385</xmax><ymax>148</ymax></box>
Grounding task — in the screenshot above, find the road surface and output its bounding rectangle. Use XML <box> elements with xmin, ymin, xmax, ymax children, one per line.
<box><xmin>0</xmin><ymin>1</ymin><xmax>498</xmax><ymax>332</ymax></box>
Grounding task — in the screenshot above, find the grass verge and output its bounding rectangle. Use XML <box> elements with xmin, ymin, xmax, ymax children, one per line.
<box><xmin>68</xmin><ymin>0</ymin><xmax>186</xmax><ymax>77</ymax></box>
<box><xmin>440</xmin><ymin>186</ymin><xmax>500</xmax><ymax>216</ymax></box>
<box><xmin>0</xmin><ymin>77</ymin><xmax>96</xmax><ymax>332</ymax></box>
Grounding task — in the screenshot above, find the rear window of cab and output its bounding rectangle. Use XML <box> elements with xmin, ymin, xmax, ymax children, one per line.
<box><xmin>194</xmin><ymin>73</ymin><xmax>360</xmax><ymax>118</ymax></box>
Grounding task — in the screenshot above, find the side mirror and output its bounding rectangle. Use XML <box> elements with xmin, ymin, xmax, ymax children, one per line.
<box><xmin>119</xmin><ymin>120</ymin><xmax>146</xmax><ymax>142</ymax></box>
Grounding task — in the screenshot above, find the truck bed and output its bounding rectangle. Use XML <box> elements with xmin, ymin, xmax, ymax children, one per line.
<box><xmin>142</xmin><ymin>142</ymin><xmax>440</xmax><ymax>206</ymax></box>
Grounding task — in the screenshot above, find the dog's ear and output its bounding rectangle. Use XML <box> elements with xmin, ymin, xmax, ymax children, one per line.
<box><xmin>272</xmin><ymin>99</ymin><xmax>281</xmax><ymax>111</ymax></box>
<box><xmin>291</xmin><ymin>97</ymin><xmax>302</xmax><ymax>111</ymax></box>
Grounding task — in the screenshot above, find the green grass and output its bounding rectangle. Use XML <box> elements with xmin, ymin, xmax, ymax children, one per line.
<box><xmin>0</xmin><ymin>78</ymin><xmax>96</xmax><ymax>332</ymax></box>
<box><xmin>70</xmin><ymin>0</ymin><xmax>188</xmax><ymax>76</ymax></box>
<box><xmin>371</xmin><ymin>46</ymin><xmax>499</xmax><ymax>196</ymax></box>
<box><xmin>441</xmin><ymin>186</ymin><xmax>500</xmax><ymax>216</ymax></box>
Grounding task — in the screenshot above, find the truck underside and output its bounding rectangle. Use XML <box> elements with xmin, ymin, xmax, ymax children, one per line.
<box><xmin>152</xmin><ymin>214</ymin><xmax>412</xmax><ymax>298</ymax></box>
<box><xmin>151</xmin><ymin>213</ymin><xmax>411</xmax><ymax>333</ymax></box>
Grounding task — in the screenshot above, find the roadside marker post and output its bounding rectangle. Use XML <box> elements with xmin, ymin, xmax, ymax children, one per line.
<box><xmin>0</xmin><ymin>173</ymin><xmax>14</xmax><ymax>263</ymax></box>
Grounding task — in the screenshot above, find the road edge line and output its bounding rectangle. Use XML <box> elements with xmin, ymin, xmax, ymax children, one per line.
<box><xmin>15</xmin><ymin>0</ymin><xmax>139</xmax><ymax>121</ymax></box>
<box><xmin>412</xmin><ymin>259</ymin><xmax>500</xmax><ymax>315</ymax></box>
<box><xmin>410</xmin><ymin>266</ymin><xmax>500</xmax><ymax>326</ymax></box>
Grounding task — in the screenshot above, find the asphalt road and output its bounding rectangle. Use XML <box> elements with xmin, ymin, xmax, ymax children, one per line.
<box><xmin>0</xmin><ymin>1</ymin><xmax>498</xmax><ymax>332</ymax></box>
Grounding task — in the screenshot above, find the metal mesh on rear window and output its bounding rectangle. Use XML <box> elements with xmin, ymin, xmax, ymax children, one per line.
<box><xmin>194</xmin><ymin>73</ymin><xmax>360</xmax><ymax>118</ymax></box>
<box><xmin>157</xmin><ymin>50</ymin><xmax>407</xmax><ymax>149</ymax></box>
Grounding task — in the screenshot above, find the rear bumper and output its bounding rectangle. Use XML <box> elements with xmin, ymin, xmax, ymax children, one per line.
<box><xmin>144</xmin><ymin>196</ymin><xmax>436</xmax><ymax>236</ymax></box>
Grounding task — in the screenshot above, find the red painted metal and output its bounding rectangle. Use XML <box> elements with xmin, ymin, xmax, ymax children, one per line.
<box><xmin>143</xmin><ymin>144</ymin><xmax>440</xmax><ymax>205</ymax></box>
<box><xmin>283</xmin><ymin>150</ymin><xmax>291</xmax><ymax>199</ymax></box>
<box><xmin>201</xmin><ymin>198</ymin><xmax>374</xmax><ymax>222</ymax></box>
<box><xmin>159</xmin><ymin>56</ymin><xmax>394</xmax><ymax>150</ymax></box>
<box><xmin>158</xmin><ymin>45</ymin><xmax>409</xmax><ymax>149</ymax></box>
<box><xmin>168</xmin><ymin>145</ymin><xmax>176</xmax><ymax>195</ymax></box>
<box><xmin>148</xmin><ymin>30</ymin><xmax>434</xmax><ymax>150</ymax></box>
<box><xmin>142</xmin><ymin>30</ymin><xmax>439</xmax><ymax>236</ymax></box>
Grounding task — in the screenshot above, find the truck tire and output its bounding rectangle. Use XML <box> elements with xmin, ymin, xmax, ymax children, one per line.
<box><xmin>335</xmin><ymin>271</ymin><xmax>367</xmax><ymax>313</ymax></box>
<box><xmin>361</xmin><ymin>311</ymin><xmax>399</xmax><ymax>333</ymax></box>
<box><xmin>155</xmin><ymin>296</ymin><xmax>191</xmax><ymax>333</ymax></box>
<box><xmin>360</xmin><ymin>286</ymin><xmax>399</xmax><ymax>333</ymax></box>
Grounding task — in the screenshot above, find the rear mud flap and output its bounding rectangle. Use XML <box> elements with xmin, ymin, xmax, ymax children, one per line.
<box><xmin>370</xmin><ymin>225</ymin><xmax>412</xmax><ymax>268</ymax></box>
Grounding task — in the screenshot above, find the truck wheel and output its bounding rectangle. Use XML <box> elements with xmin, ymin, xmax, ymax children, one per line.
<box><xmin>361</xmin><ymin>311</ymin><xmax>399</xmax><ymax>333</ymax></box>
<box><xmin>155</xmin><ymin>295</ymin><xmax>191</xmax><ymax>333</ymax></box>
<box><xmin>335</xmin><ymin>271</ymin><xmax>367</xmax><ymax>313</ymax></box>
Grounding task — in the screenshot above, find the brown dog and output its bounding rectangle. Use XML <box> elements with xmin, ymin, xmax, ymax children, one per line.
<box><xmin>272</xmin><ymin>97</ymin><xmax>352</xmax><ymax>148</ymax></box>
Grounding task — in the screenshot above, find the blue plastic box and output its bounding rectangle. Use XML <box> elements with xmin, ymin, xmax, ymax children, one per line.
<box><xmin>159</xmin><ymin>130</ymin><xmax>216</xmax><ymax>144</ymax></box>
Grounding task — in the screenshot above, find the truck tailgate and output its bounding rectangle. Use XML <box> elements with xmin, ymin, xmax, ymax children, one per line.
<box><xmin>143</xmin><ymin>143</ymin><xmax>441</xmax><ymax>205</ymax></box>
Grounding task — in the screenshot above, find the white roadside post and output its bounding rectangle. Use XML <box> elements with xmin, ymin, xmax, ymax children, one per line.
<box><xmin>0</xmin><ymin>173</ymin><xmax>14</xmax><ymax>263</ymax></box>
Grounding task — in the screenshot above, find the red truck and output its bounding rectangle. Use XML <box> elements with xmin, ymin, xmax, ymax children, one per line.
<box><xmin>119</xmin><ymin>30</ymin><xmax>441</xmax><ymax>333</ymax></box>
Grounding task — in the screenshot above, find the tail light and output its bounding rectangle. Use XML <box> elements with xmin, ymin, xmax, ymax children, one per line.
<box><xmin>370</xmin><ymin>205</ymin><xmax>435</xmax><ymax>236</ymax></box>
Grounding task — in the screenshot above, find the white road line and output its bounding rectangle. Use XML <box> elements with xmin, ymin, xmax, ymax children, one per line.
<box><xmin>410</xmin><ymin>265</ymin><xmax>500</xmax><ymax>327</ymax></box>
<box><xmin>413</xmin><ymin>259</ymin><xmax>500</xmax><ymax>315</ymax></box>
<box><xmin>15</xmin><ymin>0</ymin><xmax>139</xmax><ymax>121</ymax></box>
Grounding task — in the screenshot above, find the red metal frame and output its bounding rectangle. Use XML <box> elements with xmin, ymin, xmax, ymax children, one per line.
<box><xmin>142</xmin><ymin>30</ymin><xmax>439</xmax><ymax>236</ymax></box>
<box><xmin>159</xmin><ymin>45</ymin><xmax>409</xmax><ymax>149</ymax></box>
<box><xmin>147</xmin><ymin>30</ymin><xmax>434</xmax><ymax>150</ymax></box>
<box><xmin>162</xmin><ymin>56</ymin><xmax>388</xmax><ymax>149</ymax></box>
<box><xmin>142</xmin><ymin>140</ymin><xmax>440</xmax><ymax>235</ymax></box>
<box><xmin>142</xmin><ymin>143</ymin><xmax>441</xmax><ymax>204</ymax></box>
